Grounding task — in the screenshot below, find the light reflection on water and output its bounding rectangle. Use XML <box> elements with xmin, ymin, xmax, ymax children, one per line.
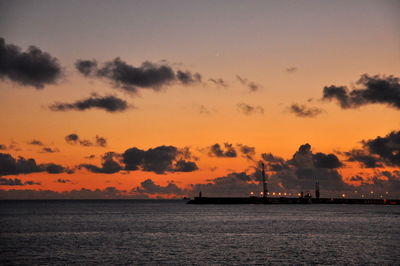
<box><xmin>1</xmin><ymin>200</ymin><xmax>399</xmax><ymax>265</ymax></box>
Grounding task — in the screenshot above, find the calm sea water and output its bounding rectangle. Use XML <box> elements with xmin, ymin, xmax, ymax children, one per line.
<box><xmin>0</xmin><ymin>200</ymin><xmax>399</xmax><ymax>265</ymax></box>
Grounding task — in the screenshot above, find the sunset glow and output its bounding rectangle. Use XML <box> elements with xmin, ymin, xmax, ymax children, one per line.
<box><xmin>0</xmin><ymin>0</ymin><xmax>399</xmax><ymax>199</ymax></box>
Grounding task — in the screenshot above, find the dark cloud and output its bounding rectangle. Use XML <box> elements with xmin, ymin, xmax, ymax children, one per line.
<box><xmin>259</xmin><ymin>144</ymin><xmax>349</xmax><ymax>195</ymax></box>
<box><xmin>75</xmin><ymin>59</ymin><xmax>97</xmax><ymax>76</ymax></box>
<box><xmin>322</xmin><ymin>74</ymin><xmax>400</xmax><ymax>110</ymax></box>
<box><xmin>208</xmin><ymin>143</ymin><xmax>237</xmax><ymax>158</ymax></box>
<box><xmin>261</xmin><ymin>153</ymin><xmax>287</xmax><ymax>172</ymax></box>
<box><xmin>341</xmin><ymin>130</ymin><xmax>400</xmax><ymax>168</ymax></box>
<box><xmin>362</xmin><ymin>130</ymin><xmax>400</xmax><ymax>166</ymax></box>
<box><xmin>28</xmin><ymin>140</ymin><xmax>43</xmax><ymax>146</ymax></box>
<box><xmin>312</xmin><ymin>153</ymin><xmax>342</xmax><ymax>169</ymax></box>
<box><xmin>80</xmin><ymin>152</ymin><xmax>122</xmax><ymax>174</ymax></box>
<box><xmin>95</xmin><ymin>136</ymin><xmax>107</xmax><ymax>147</ymax></box>
<box><xmin>289</xmin><ymin>104</ymin><xmax>324</xmax><ymax>118</ymax></box>
<box><xmin>0</xmin><ymin>187</ymin><xmax>135</xmax><ymax>200</ymax></box>
<box><xmin>49</xmin><ymin>94</ymin><xmax>129</xmax><ymax>113</ymax></box>
<box><xmin>237</xmin><ymin>103</ymin><xmax>264</xmax><ymax>115</ymax></box>
<box><xmin>23</xmin><ymin>180</ymin><xmax>41</xmax><ymax>185</ymax></box>
<box><xmin>79</xmin><ymin>140</ymin><xmax>93</xmax><ymax>147</ymax></box>
<box><xmin>57</xmin><ymin>178</ymin><xmax>71</xmax><ymax>183</ymax></box>
<box><xmin>44</xmin><ymin>163</ymin><xmax>73</xmax><ymax>174</ymax></box>
<box><xmin>0</xmin><ymin>177</ymin><xmax>23</xmax><ymax>186</ymax></box>
<box><xmin>82</xmin><ymin>147</ymin><xmax>198</xmax><ymax>175</ymax></box>
<box><xmin>0</xmin><ymin>153</ymin><xmax>70</xmax><ymax>176</ymax></box>
<box><xmin>237</xmin><ymin>144</ymin><xmax>256</xmax><ymax>160</ymax></box>
<box><xmin>142</xmin><ymin>146</ymin><xmax>179</xmax><ymax>173</ymax></box>
<box><xmin>174</xmin><ymin>159</ymin><xmax>198</xmax><ymax>172</ymax></box>
<box><xmin>190</xmin><ymin>172</ymin><xmax>259</xmax><ymax>197</ymax></box>
<box><xmin>65</xmin><ymin>133</ymin><xmax>79</xmax><ymax>144</ymax></box>
<box><xmin>64</xmin><ymin>133</ymin><xmax>107</xmax><ymax>147</ymax></box>
<box><xmin>75</xmin><ymin>58</ymin><xmax>202</xmax><ymax>94</ymax></box>
<box><xmin>286</xmin><ymin>67</ymin><xmax>298</xmax><ymax>73</ymax></box>
<box><xmin>0</xmin><ymin>38</ymin><xmax>62</xmax><ymax>88</ymax></box>
<box><xmin>84</xmin><ymin>154</ymin><xmax>96</xmax><ymax>159</ymax></box>
<box><xmin>123</xmin><ymin>147</ymin><xmax>146</xmax><ymax>171</ymax></box>
<box><xmin>344</xmin><ymin>149</ymin><xmax>383</xmax><ymax>168</ymax></box>
<box><xmin>134</xmin><ymin>179</ymin><xmax>184</xmax><ymax>195</ymax></box>
<box><xmin>323</xmin><ymin>86</ymin><xmax>349</xmax><ymax>108</ymax></box>
<box><xmin>40</xmin><ymin>147</ymin><xmax>59</xmax><ymax>153</ymax></box>
<box><xmin>236</xmin><ymin>75</ymin><xmax>260</xmax><ymax>92</ymax></box>
<box><xmin>0</xmin><ymin>153</ymin><xmax>43</xmax><ymax>176</ymax></box>
<box><xmin>261</xmin><ymin>153</ymin><xmax>285</xmax><ymax>164</ymax></box>
<box><xmin>358</xmin><ymin>170</ymin><xmax>400</xmax><ymax>197</ymax></box>
<box><xmin>0</xmin><ymin>177</ymin><xmax>41</xmax><ymax>186</ymax></box>
<box><xmin>176</xmin><ymin>70</ymin><xmax>202</xmax><ymax>84</ymax></box>
<box><xmin>209</xmin><ymin>78</ymin><xmax>228</xmax><ymax>88</ymax></box>
<box><xmin>123</xmin><ymin>145</ymin><xmax>198</xmax><ymax>174</ymax></box>
<box><xmin>0</xmin><ymin>144</ymin><xmax>7</xmax><ymax>150</ymax></box>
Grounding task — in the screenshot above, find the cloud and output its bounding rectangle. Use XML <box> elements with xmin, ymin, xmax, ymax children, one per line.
<box><xmin>134</xmin><ymin>179</ymin><xmax>184</xmax><ymax>195</ymax></box>
<box><xmin>322</xmin><ymin>74</ymin><xmax>400</xmax><ymax>110</ymax></box>
<box><xmin>0</xmin><ymin>144</ymin><xmax>7</xmax><ymax>150</ymax></box>
<box><xmin>312</xmin><ymin>153</ymin><xmax>342</xmax><ymax>169</ymax></box>
<box><xmin>0</xmin><ymin>37</ymin><xmax>62</xmax><ymax>88</ymax></box>
<box><xmin>0</xmin><ymin>187</ymin><xmax>136</xmax><ymax>200</ymax></box>
<box><xmin>174</xmin><ymin>160</ymin><xmax>198</xmax><ymax>172</ymax></box>
<box><xmin>358</xmin><ymin>170</ymin><xmax>400</xmax><ymax>197</ymax></box>
<box><xmin>344</xmin><ymin>149</ymin><xmax>383</xmax><ymax>168</ymax></box>
<box><xmin>0</xmin><ymin>153</ymin><xmax>71</xmax><ymax>176</ymax></box>
<box><xmin>75</xmin><ymin>59</ymin><xmax>97</xmax><ymax>76</ymax></box>
<box><xmin>236</xmin><ymin>75</ymin><xmax>261</xmax><ymax>92</ymax></box>
<box><xmin>237</xmin><ymin>144</ymin><xmax>256</xmax><ymax>160</ymax></box>
<box><xmin>190</xmin><ymin>172</ymin><xmax>259</xmax><ymax>197</ymax></box>
<box><xmin>64</xmin><ymin>133</ymin><xmax>107</xmax><ymax>147</ymax></box>
<box><xmin>289</xmin><ymin>104</ymin><xmax>324</xmax><ymax>118</ymax></box>
<box><xmin>259</xmin><ymin>144</ymin><xmax>349</xmax><ymax>195</ymax></box>
<box><xmin>75</xmin><ymin>58</ymin><xmax>202</xmax><ymax>94</ymax></box>
<box><xmin>0</xmin><ymin>177</ymin><xmax>23</xmax><ymax>186</ymax></box>
<box><xmin>79</xmin><ymin>140</ymin><xmax>93</xmax><ymax>147</ymax></box>
<box><xmin>237</xmin><ymin>103</ymin><xmax>264</xmax><ymax>115</ymax></box>
<box><xmin>43</xmin><ymin>163</ymin><xmax>73</xmax><ymax>174</ymax></box>
<box><xmin>0</xmin><ymin>153</ymin><xmax>43</xmax><ymax>176</ymax></box>
<box><xmin>49</xmin><ymin>94</ymin><xmax>130</xmax><ymax>113</ymax></box>
<box><xmin>261</xmin><ymin>153</ymin><xmax>287</xmax><ymax>172</ymax></box>
<box><xmin>80</xmin><ymin>146</ymin><xmax>198</xmax><ymax>175</ymax></box>
<box><xmin>341</xmin><ymin>130</ymin><xmax>399</xmax><ymax>168</ymax></box>
<box><xmin>176</xmin><ymin>70</ymin><xmax>202</xmax><ymax>84</ymax></box>
<box><xmin>0</xmin><ymin>177</ymin><xmax>41</xmax><ymax>186</ymax></box>
<box><xmin>80</xmin><ymin>152</ymin><xmax>122</xmax><ymax>174</ymax></box>
<box><xmin>208</xmin><ymin>143</ymin><xmax>237</xmax><ymax>158</ymax></box>
<box><xmin>40</xmin><ymin>147</ymin><xmax>59</xmax><ymax>153</ymax></box>
<box><xmin>286</xmin><ymin>67</ymin><xmax>298</xmax><ymax>73</ymax></box>
<box><xmin>28</xmin><ymin>140</ymin><xmax>44</xmax><ymax>146</ymax></box>
<box><xmin>208</xmin><ymin>78</ymin><xmax>228</xmax><ymax>88</ymax></box>
<box><xmin>23</xmin><ymin>180</ymin><xmax>41</xmax><ymax>185</ymax></box>
<box><xmin>362</xmin><ymin>130</ymin><xmax>400</xmax><ymax>167</ymax></box>
<box><xmin>95</xmin><ymin>136</ymin><xmax>107</xmax><ymax>147</ymax></box>
<box><xmin>123</xmin><ymin>145</ymin><xmax>198</xmax><ymax>174</ymax></box>
<box><xmin>56</xmin><ymin>178</ymin><xmax>71</xmax><ymax>183</ymax></box>
<box><xmin>65</xmin><ymin>133</ymin><xmax>79</xmax><ymax>144</ymax></box>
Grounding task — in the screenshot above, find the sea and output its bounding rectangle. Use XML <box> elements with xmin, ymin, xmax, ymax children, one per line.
<box><xmin>0</xmin><ymin>200</ymin><xmax>399</xmax><ymax>265</ymax></box>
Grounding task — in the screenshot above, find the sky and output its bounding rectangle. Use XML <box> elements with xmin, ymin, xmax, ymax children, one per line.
<box><xmin>0</xmin><ymin>0</ymin><xmax>399</xmax><ymax>199</ymax></box>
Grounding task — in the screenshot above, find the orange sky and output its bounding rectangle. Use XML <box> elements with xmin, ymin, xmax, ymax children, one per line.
<box><xmin>0</xmin><ymin>0</ymin><xmax>399</xmax><ymax>199</ymax></box>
